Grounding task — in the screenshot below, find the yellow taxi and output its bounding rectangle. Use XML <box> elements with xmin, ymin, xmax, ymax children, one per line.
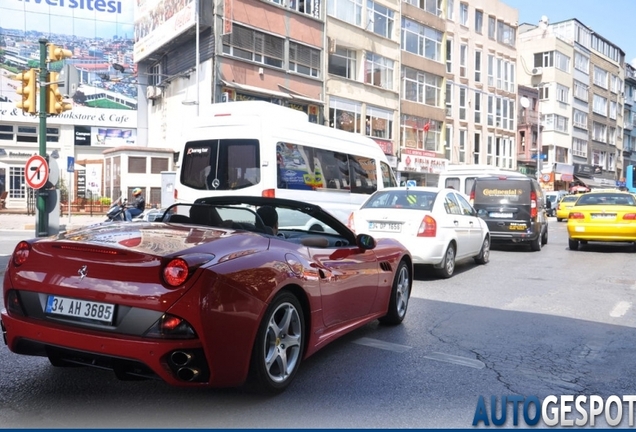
<box><xmin>555</xmin><ymin>194</ymin><xmax>580</xmax><ymax>221</ymax></box>
<box><xmin>567</xmin><ymin>191</ymin><xmax>636</xmax><ymax>251</ymax></box>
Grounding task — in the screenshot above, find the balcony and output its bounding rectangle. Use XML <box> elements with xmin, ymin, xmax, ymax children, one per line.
<box><xmin>517</xmin><ymin>111</ymin><xmax>539</xmax><ymax>126</ymax></box>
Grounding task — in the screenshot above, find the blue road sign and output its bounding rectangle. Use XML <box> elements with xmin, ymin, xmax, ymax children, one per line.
<box><xmin>67</xmin><ymin>156</ymin><xmax>75</xmax><ymax>173</ymax></box>
<box><xmin>406</xmin><ymin>180</ymin><xmax>417</xmax><ymax>187</ymax></box>
<box><xmin>531</xmin><ymin>154</ymin><xmax>547</xmax><ymax>160</ymax></box>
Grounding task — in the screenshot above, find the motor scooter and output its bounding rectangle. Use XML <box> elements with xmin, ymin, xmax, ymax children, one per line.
<box><xmin>105</xmin><ymin>197</ymin><xmax>128</xmax><ymax>222</ymax></box>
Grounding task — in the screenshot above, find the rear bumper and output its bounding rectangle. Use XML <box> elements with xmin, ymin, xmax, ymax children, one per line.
<box><xmin>383</xmin><ymin>236</ymin><xmax>446</xmax><ymax>265</ymax></box>
<box><xmin>1</xmin><ymin>310</ymin><xmax>213</xmax><ymax>387</ymax></box>
<box><xmin>490</xmin><ymin>229</ymin><xmax>541</xmax><ymax>243</ymax></box>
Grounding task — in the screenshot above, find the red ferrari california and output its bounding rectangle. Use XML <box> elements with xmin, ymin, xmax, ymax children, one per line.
<box><xmin>1</xmin><ymin>196</ymin><xmax>412</xmax><ymax>393</ymax></box>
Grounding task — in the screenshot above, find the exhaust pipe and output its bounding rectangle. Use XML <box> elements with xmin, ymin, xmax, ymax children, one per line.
<box><xmin>170</xmin><ymin>351</ymin><xmax>193</xmax><ymax>366</ymax></box>
<box><xmin>177</xmin><ymin>367</ymin><xmax>200</xmax><ymax>382</ymax></box>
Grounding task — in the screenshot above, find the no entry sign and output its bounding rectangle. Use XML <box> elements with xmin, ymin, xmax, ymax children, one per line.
<box><xmin>25</xmin><ymin>155</ymin><xmax>49</xmax><ymax>189</ymax></box>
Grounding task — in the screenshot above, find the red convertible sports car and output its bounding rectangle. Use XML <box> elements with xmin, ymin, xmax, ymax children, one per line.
<box><xmin>1</xmin><ymin>196</ymin><xmax>412</xmax><ymax>393</ymax></box>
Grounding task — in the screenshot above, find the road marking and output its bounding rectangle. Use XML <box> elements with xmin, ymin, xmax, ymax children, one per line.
<box><xmin>352</xmin><ymin>337</ymin><xmax>412</xmax><ymax>353</ymax></box>
<box><xmin>610</xmin><ymin>301</ymin><xmax>631</xmax><ymax>318</ymax></box>
<box><xmin>423</xmin><ymin>352</ymin><xmax>485</xmax><ymax>369</ymax></box>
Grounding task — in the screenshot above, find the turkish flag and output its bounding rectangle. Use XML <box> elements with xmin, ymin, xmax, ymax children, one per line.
<box><xmin>423</xmin><ymin>121</ymin><xmax>430</xmax><ymax>132</ymax></box>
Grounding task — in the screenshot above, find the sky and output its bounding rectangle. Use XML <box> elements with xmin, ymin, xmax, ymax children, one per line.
<box><xmin>504</xmin><ymin>0</ymin><xmax>636</xmax><ymax>65</ymax></box>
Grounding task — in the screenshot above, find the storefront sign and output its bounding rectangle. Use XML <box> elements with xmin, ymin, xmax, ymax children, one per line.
<box><xmin>397</xmin><ymin>155</ymin><xmax>448</xmax><ymax>173</ymax></box>
<box><xmin>373</xmin><ymin>139</ymin><xmax>393</xmax><ymax>155</ymax></box>
<box><xmin>573</xmin><ymin>163</ymin><xmax>594</xmax><ymax>178</ymax></box>
<box><xmin>74</xmin><ymin>126</ymin><xmax>92</xmax><ymax>146</ymax></box>
<box><xmin>77</xmin><ymin>172</ymin><xmax>86</xmax><ymax>199</ymax></box>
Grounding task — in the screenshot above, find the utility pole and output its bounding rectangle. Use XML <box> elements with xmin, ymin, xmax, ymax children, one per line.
<box><xmin>37</xmin><ymin>38</ymin><xmax>49</xmax><ymax>236</ymax></box>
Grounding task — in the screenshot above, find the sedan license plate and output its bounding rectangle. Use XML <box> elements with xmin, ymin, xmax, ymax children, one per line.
<box><xmin>45</xmin><ymin>295</ymin><xmax>115</xmax><ymax>324</ymax></box>
<box><xmin>591</xmin><ymin>213</ymin><xmax>616</xmax><ymax>220</ymax></box>
<box><xmin>369</xmin><ymin>221</ymin><xmax>402</xmax><ymax>232</ymax></box>
<box><xmin>489</xmin><ymin>212</ymin><xmax>513</xmax><ymax>218</ymax></box>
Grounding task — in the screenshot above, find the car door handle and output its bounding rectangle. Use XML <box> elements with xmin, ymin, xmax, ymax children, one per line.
<box><xmin>453</xmin><ymin>220</ymin><xmax>459</xmax><ymax>225</ymax></box>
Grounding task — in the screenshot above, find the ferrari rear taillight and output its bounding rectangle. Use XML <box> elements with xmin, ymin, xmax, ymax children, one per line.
<box><xmin>417</xmin><ymin>215</ymin><xmax>437</xmax><ymax>237</ymax></box>
<box><xmin>163</xmin><ymin>258</ymin><xmax>189</xmax><ymax>287</ymax></box>
<box><xmin>623</xmin><ymin>213</ymin><xmax>636</xmax><ymax>220</ymax></box>
<box><xmin>144</xmin><ymin>313</ymin><xmax>197</xmax><ymax>339</ymax></box>
<box><xmin>530</xmin><ymin>191</ymin><xmax>537</xmax><ymax>218</ymax></box>
<box><xmin>12</xmin><ymin>241</ymin><xmax>31</xmax><ymax>267</ymax></box>
<box><xmin>569</xmin><ymin>212</ymin><xmax>585</xmax><ymax>219</ymax></box>
<box><xmin>6</xmin><ymin>290</ymin><xmax>25</xmax><ymax>317</ymax></box>
<box><xmin>347</xmin><ymin>212</ymin><xmax>355</xmax><ymax>232</ymax></box>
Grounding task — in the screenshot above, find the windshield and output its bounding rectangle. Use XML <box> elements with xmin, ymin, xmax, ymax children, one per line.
<box><xmin>362</xmin><ymin>190</ymin><xmax>438</xmax><ymax>210</ymax></box>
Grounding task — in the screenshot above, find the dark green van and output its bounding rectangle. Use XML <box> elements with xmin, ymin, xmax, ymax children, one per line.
<box><xmin>470</xmin><ymin>176</ymin><xmax>549</xmax><ymax>251</ymax></box>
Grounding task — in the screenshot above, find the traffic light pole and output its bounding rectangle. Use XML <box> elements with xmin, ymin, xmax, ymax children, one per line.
<box><xmin>37</xmin><ymin>38</ymin><xmax>49</xmax><ymax>237</ymax></box>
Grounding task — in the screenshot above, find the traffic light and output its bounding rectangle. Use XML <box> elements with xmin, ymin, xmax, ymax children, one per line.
<box><xmin>48</xmin><ymin>44</ymin><xmax>72</xmax><ymax>62</ymax></box>
<box><xmin>46</xmin><ymin>72</ymin><xmax>72</xmax><ymax>115</ymax></box>
<box><xmin>14</xmin><ymin>69</ymin><xmax>38</xmax><ymax>114</ymax></box>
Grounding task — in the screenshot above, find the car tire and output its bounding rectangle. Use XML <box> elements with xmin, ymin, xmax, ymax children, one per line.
<box><xmin>474</xmin><ymin>236</ymin><xmax>490</xmax><ymax>265</ymax></box>
<box><xmin>568</xmin><ymin>238</ymin><xmax>579</xmax><ymax>251</ymax></box>
<box><xmin>541</xmin><ymin>229</ymin><xmax>548</xmax><ymax>246</ymax></box>
<box><xmin>437</xmin><ymin>243</ymin><xmax>456</xmax><ymax>278</ymax></box>
<box><xmin>250</xmin><ymin>291</ymin><xmax>305</xmax><ymax>394</ymax></box>
<box><xmin>379</xmin><ymin>260</ymin><xmax>411</xmax><ymax>325</ymax></box>
<box><xmin>530</xmin><ymin>234</ymin><xmax>542</xmax><ymax>251</ymax></box>
<box><xmin>556</xmin><ymin>218</ymin><xmax>563</xmax><ymax>222</ymax></box>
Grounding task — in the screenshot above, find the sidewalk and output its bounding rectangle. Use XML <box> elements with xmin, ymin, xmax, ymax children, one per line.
<box><xmin>0</xmin><ymin>213</ymin><xmax>106</xmax><ymax>232</ymax></box>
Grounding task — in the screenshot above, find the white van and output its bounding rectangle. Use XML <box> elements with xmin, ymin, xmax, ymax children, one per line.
<box><xmin>174</xmin><ymin>101</ymin><xmax>397</xmax><ymax>222</ymax></box>
<box><xmin>438</xmin><ymin>165</ymin><xmax>527</xmax><ymax>196</ymax></box>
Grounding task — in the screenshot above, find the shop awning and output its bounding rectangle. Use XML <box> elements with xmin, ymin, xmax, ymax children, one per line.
<box><xmin>220</xmin><ymin>80</ymin><xmax>291</xmax><ymax>99</ymax></box>
<box><xmin>574</xmin><ymin>176</ymin><xmax>615</xmax><ymax>188</ymax></box>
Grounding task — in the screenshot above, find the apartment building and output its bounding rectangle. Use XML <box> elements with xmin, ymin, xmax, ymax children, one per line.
<box><xmin>624</xmin><ymin>63</ymin><xmax>636</xmax><ymax>171</ymax></box>
<box><xmin>517</xmin><ymin>18</ymin><xmax>625</xmax><ymax>191</ymax></box>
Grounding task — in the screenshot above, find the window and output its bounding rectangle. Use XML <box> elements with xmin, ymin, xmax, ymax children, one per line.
<box><xmin>573</xmin><ymin>80</ymin><xmax>588</xmax><ymax>101</ymax></box>
<box><xmin>222</xmin><ymin>25</ymin><xmax>284</xmax><ymax>68</ymax></box>
<box><xmin>459</xmin><ymin>2</ymin><xmax>468</xmax><ymax>26</ymax></box>
<box><xmin>534</xmin><ymin>51</ymin><xmax>554</xmax><ymax>68</ymax></box>
<box><xmin>401</xmin><ymin>115</ymin><xmax>440</xmax><ymax>151</ymax></box>
<box><xmin>474</xmin><ymin>92</ymin><xmax>481</xmax><ymax>123</ymax></box>
<box><xmin>555</xmin><ymin>52</ymin><xmax>570</xmax><ymax>72</ymax></box>
<box><xmin>475</xmin><ymin>9</ymin><xmax>483</xmax><ymax>33</ymax></box>
<box><xmin>459</xmin><ymin>44</ymin><xmax>467</xmax><ymax>78</ymax></box>
<box><xmin>593</xmin><ymin>66</ymin><xmax>608</xmax><ymax>89</ymax></box>
<box><xmin>496</xmin><ymin>20</ymin><xmax>515</xmax><ymax>47</ymax></box>
<box><xmin>444</xmin><ymin>125</ymin><xmax>452</xmax><ymax>160</ymax></box>
<box><xmin>574</xmin><ymin>52</ymin><xmax>589</xmax><ymax>73</ymax></box>
<box><xmin>289</xmin><ymin>42</ymin><xmax>321</xmax><ymax>77</ymax></box>
<box><xmin>556</xmin><ymin>84</ymin><xmax>569</xmax><ymax>104</ymax></box>
<box><xmin>183</xmin><ymin>140</ymin><xmax>260</xmax><ymax>191</ymax></box>
<box><xmin>401</xmin><ymin>17</ymin><xmax>443</xmax><ymax>61</ymax></box>
<box><xmin>405</xmin><ymin>0</ymin><xmax>442</xmax><ymax>16</ymax></box>
<box><xmin>611</xmin><ymin>75</ymin><xmax>621</xmax><ymax>94</ymax></box>
<box><xmin>593</xmin><ymin>94</ymin><xmax>607</xmax><ymax>116</ymax></box>
<box><xmin>327</xmin><ymin>0</ymin><xmax>363</xmax><ymax>26</ymax></box>
<box><xmin>459</xmin><ymin>87</ymin><xmax>466</xmax><ymax>120</ymax></box>
<box><xmin>149</xmin><ymin>62</ymin><xmax>162</xmax><ymax>86</ymax></box>
<box><xmin>496</xmin><ymin>58</ymin><xmax>502</xmax><ymax>89</ymax></box>
<box><xmin>365</xmin><ymin>106</ymin><xmax>393</xmax><ymax>139</ymax></box>
<box><xmin>445</xmin><ymin>82</ymin><xmax>452</xmax><ymax>116</ymax></box>
<box><xmin>592</xmin><ymin>121</ymin><xmax>607</xmax><ymax>143</ymax></box>
<box><xmin>487</xmin><ymin>54</ymin><xmax>494</xmax><ymax>86</ymax></box>
<box><xmin>609</xmin><ymin>127</ymin><xmax>616</xmax><ymax>145</ymax></box>
<box><xmin>402</xmin><ymin>66</ymin><xmax>443</xmax><ymax>106</ymax></box>
<box><xmin>289</xmin><ymin>0</ymin><xmax>321</xmax><ymax>15</ymax></box>
<box><xmin>446</xmin><ymin>38</ymin><xmax>453</xmax><ymax>73</ymax></box>
<box><xmin>365</xmin><ymin>52</ymin><xmax>394</xmax><ymax>90</ymax></box>
<box><xmin>367</xmin><ymin>0</ymin><xmax>394</xmax><ymax>38</ymax></box>
<box><xmin>573</xmin><ymin>109</ymin><xmax>588</xmax><ymax>129</ymax></box>
<box><xmin>329</xmin><ymin>47</ymin><xmax>357</xmax><ymax>79</ymax></box>
<box><xmin>446</xmin><ymin>0</ymin><xmax>453</xmax><ymax>20</ymax></box>
<box><xmin>474</xmin><ymin>50</ymin><xmax>481</xmax><ymax>82</ymax></box>
<box><xmin>609</xmin><ymin>101</ymin><xmax>617</xmax><ymax>120</ymax></box>
<box><xmin>473</xmin><ymin>133</ymin><xmax>481</xmax><ymax>164</ymax></box>
<box><xmin>129</xmin><ymin>157</ymin><xmax>147</xmax><ymax>174</ymax></box>
<box><xmin>572</xmin><ymin>137</ymin><xmax>587</xmax><ymax>157</ymax></box>
<box><xmin>539</xmin><ymin>85</ymin><xmax>549</xmax><ymax>100</ymax></box>
<box><xmin>488</xmin><ymin>15</ymin><xmax>496</xmax><ymax>39</ymax></box>
<box><xmin>458</xmin><ymin>129</ymin><xmax>466</xmax><ymax>162</ymax></box>
<box><xmin>150</xmin><ymin>158</ymin><xmax>169</xmax><ymax>174</ymax></box>
<box><xmin>487</xmin><ymin>94</ymin><xmax>493</xmax><ymax>126</ymax></box>
<box><xmin>329</xmin><ymin>97</ymin><xmax>363</xmax><ymax>133</ymax></box>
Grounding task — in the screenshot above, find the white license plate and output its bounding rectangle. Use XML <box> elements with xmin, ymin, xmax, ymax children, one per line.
<box><xmin>369</xmin><ymin>221</ymin><xmax>402</xmax><ymax>232</ymax></box>
<box><xmin>490</xmin><ymin>212</ymin><xmax>513</xmax><ymax>218</ymax></box>
<box><xmin>45</xmin><ymin>295</ymin><xmax>115</xmax><ymax>324</ymax></box>
<box><xmin>591</xmin><ymin>214</ymin><xmax>616</xmax><ymax>219</ymax></box>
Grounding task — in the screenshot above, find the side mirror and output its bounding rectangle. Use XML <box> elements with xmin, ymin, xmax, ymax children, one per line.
<box><xmin>356</xmin><ymin>233</ymin><xmax>376</xmax><ymax>250</ymax></box>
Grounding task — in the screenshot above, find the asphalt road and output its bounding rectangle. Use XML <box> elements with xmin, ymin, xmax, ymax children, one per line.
<box><xmin>0</xmin><ymin>222</ymin><xmax>635</xmax><ymax>428</ymax></box>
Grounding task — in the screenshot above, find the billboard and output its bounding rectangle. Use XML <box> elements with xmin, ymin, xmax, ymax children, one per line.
<box><xmin>134</xmin><ymin>0</ymin><xmax>196</xmax><ymax>62</ymax></box>
<box><xmin>0</xmin><ymin>0</ymin><xmax>137</xmax><ymax>124</ymax></box>
<box><xmin>75</xmin><ymin>125</ymin><xmax>137</xmax><ymax>147</ymax></box>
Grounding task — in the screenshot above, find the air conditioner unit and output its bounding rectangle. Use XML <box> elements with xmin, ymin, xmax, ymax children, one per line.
<box><xmin>146</xmin><ymin>85</ymin><xmax>162</xmax><ymax>100</ymax></box>
<box><xmin>531</xmin><ymin>67</ymin><xmax>543</xmax><ymax>76</ymax></box>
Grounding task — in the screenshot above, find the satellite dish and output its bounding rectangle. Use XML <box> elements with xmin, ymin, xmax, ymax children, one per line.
<box><xmin>520</xmin><ymin>96</ymin><xmax>530</xmax><ymax>108</ymax></box>
<box><xmin>112</xmin><ymin>63</ymin><xmax>125</xmax><ymax>73</ymax></box>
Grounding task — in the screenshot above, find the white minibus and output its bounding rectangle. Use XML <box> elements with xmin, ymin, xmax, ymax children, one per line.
<box><xmin>438</xmin><ymin>164</ymin><xmax>528</xmax><ymax>196</ymax></box>
<box><xmin>174</xmin><ymin>101</ymin><xmax>397</xmax><ymax>222</ymax></box>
